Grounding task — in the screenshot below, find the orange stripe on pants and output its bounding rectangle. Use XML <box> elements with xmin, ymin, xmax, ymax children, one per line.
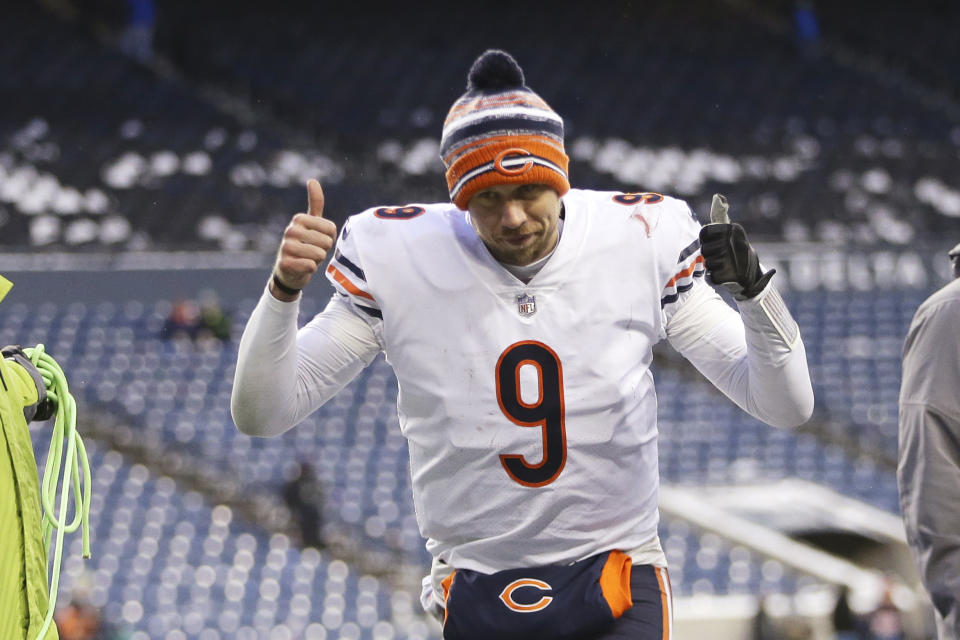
<box><xmin>654</xmin><ymin>567</ymin><xmax>673</xmax><ymax>640</ymax></box>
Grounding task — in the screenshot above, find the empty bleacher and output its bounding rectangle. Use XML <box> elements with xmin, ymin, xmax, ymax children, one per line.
<box><xmin>32</xmin><ymin>433</ymin><xmax>432</xmax><ymax>640</ymax></box>
<box><xmin>3</xmin><ymin>1</ymin><xmax>959</xmax><ymax>252</ymax></box>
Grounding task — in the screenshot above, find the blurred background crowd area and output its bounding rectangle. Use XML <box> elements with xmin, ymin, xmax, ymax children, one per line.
<box><xmin>3</xmin><ymin>1</ymin><xmax>960</xmax><ymax>639</ymax></box>
<box><xmin>1</xmin><ymin>0</ymin><xmax>958</xmax><ymax>252</ymax></box>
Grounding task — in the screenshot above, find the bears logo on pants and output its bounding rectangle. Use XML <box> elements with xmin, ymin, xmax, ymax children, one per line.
<box><xmin>498</xmin><ymin>579</ymin><xmax>553</xmax><ymax>613</ymax></box>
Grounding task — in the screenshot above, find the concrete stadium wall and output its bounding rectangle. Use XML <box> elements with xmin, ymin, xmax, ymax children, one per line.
<box><xmin>0</xmin><ymin>252</ymin><xmax>334</xmax><ymax>305</ymax></box>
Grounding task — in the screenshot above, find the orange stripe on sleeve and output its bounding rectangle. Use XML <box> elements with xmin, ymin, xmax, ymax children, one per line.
<box><xmin>664</xmin><ymin>255</ymin><xmax>705</xmax><ymax>289</ymax></box>
<box><xmin>327</xmin><ymin>264</ymin><xmax>375</xmax><ymax>301</ymax></box>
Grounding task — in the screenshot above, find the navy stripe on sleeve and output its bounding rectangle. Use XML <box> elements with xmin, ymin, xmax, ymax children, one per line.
<box><xmin>355</xmin><ymin>304</ymin><xmax>383</xmax><ymax>319</ymax></box>
<box><xmin>659</xmin><ymin>271</ymin><xmax>704</xmax><ymax>308</ymax></box>
<box><xmin>677</xmin><ymin>239</ymin><xmax>700</xmax><ymax>264</ymax></box>
<box><xmin>334</xmin><ymin>250</ymin><xmax>366</xmax><ymax>282</ymax></box>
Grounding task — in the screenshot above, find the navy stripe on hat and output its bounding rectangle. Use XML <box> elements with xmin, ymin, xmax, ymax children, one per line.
<box><xmin>440</xmin><ymin>116</ymin><xmax>565</xmax><ymax>159</ymax></box>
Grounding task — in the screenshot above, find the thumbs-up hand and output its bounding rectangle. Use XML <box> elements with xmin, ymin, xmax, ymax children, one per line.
<box><xmin>698</xmin><ymin>194</ymin><xmax>774</xmax><ymax>301</ymax></box>
<box><xmin>270</xmin><ymin>179</ymin><xmax>338</xmax><ymax>300</ymax></box>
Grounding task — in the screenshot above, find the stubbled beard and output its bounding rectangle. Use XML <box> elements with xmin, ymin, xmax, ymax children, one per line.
<box><xmin>494</xmin><ymin>229</ymin><xmax>552</xmax><ymax>265</ymax></box>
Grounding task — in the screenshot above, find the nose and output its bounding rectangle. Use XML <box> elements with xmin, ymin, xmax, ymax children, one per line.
<box><xmin>500</xmin><ymin>199</ymin><xmax>527</xmax><ymax>229</ymax></box>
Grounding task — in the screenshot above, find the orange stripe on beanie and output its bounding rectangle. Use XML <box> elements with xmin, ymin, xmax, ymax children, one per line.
<box><xmin>440</xmin><ymin>50</ymin><xmax>570</xmax><ymax>210</ymax></box>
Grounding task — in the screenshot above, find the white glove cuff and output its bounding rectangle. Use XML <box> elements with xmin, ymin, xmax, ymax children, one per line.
<box><xmin>736</xmin><ymin>282</ymin><xmax>801</xmax><ymax>352</ymax></box>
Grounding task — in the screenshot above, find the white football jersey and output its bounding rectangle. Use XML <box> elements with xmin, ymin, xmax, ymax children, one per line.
<box><xmin>325</xmin><ymin>188</ymin><xmax>705</xmax><ymax>573</ymax></box>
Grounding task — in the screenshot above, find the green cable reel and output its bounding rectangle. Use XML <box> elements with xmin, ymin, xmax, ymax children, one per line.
<box><xmin>24</xmin><ymin>345</ymin><xmax>92</xmax><ymax>640</ymax></box>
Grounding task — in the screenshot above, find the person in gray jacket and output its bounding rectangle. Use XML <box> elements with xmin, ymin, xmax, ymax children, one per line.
<box><xmin>898</xmin><ymin>242</ymin><xmax>960</xmax><ymax>640</ymax></box>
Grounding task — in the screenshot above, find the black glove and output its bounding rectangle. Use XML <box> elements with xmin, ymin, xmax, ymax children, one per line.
<box><xmin>2</xmin><ymin>345</ymin><xmax>55</xmax><ymax>422</ymax></box>
<box><xmin>698</xmin><ymin>195</ymin><xmax>775</xmax><ymax>300</ymax></box>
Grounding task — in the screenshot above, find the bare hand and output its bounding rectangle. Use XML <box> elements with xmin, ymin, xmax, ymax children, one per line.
<box><xmin>270</xmin><ymin>179</ymin><xmax>338</xmax><ymax>299</ymax></box>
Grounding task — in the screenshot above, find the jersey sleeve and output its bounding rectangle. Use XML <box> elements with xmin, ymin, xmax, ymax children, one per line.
<box><xmin>325</xmin><ymin>216</ymin><xmax>383</xmax><ymax>326</ymax></box>
<box><xmin>658</xmin><ymin>195</ymin><xmax>814</xmax><ymax>429</ymax></box>
<box><xmin>656</xmin><ymin>198</ymin><xmax>707</xmax><ymax>328</ymax></box>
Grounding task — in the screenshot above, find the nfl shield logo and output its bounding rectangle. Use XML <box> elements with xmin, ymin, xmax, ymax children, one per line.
<box><xmin>516</xmin><ymin>293</ymin><xmax>537</xmax><ymax>317</ymax></box>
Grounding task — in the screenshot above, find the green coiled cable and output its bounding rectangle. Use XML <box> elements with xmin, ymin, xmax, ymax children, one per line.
<box><xmin>25</xmin><ymin>344</ymin><xmax>92</xmax><ymax>640</ymax></box>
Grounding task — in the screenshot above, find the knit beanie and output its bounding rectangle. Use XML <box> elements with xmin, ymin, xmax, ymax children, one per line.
<box><xmin>440</xmin><ymin>50</ymin><xmax>570</xmax><ymax>210</ymax></box>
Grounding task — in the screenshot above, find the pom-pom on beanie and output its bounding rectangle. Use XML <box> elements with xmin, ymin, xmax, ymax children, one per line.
<box><xmin>440</xmin><ymin>50</ymin><xmax>570</xmax><ymax>210</ymax></box>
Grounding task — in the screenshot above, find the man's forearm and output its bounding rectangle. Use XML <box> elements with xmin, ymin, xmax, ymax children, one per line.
<box><xmin>231</xmin><ymin>286</ymin><xmax>304</xmax><ymax>436</ymax></box>
<box><xmin>231</xmin><ymin>291</ymin><xmax>382</xmax><ymax>437</ymax></box>
<box><xmin>668</xmin><ymin>282</ymin><xmax>814</xmax><ymax>428</ymax></box>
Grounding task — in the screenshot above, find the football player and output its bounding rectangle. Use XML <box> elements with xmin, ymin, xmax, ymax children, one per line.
<box><xmin>232</xmin><ymin>50</ymin><xmax>814</xmax><ymax>639</ymax></box>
